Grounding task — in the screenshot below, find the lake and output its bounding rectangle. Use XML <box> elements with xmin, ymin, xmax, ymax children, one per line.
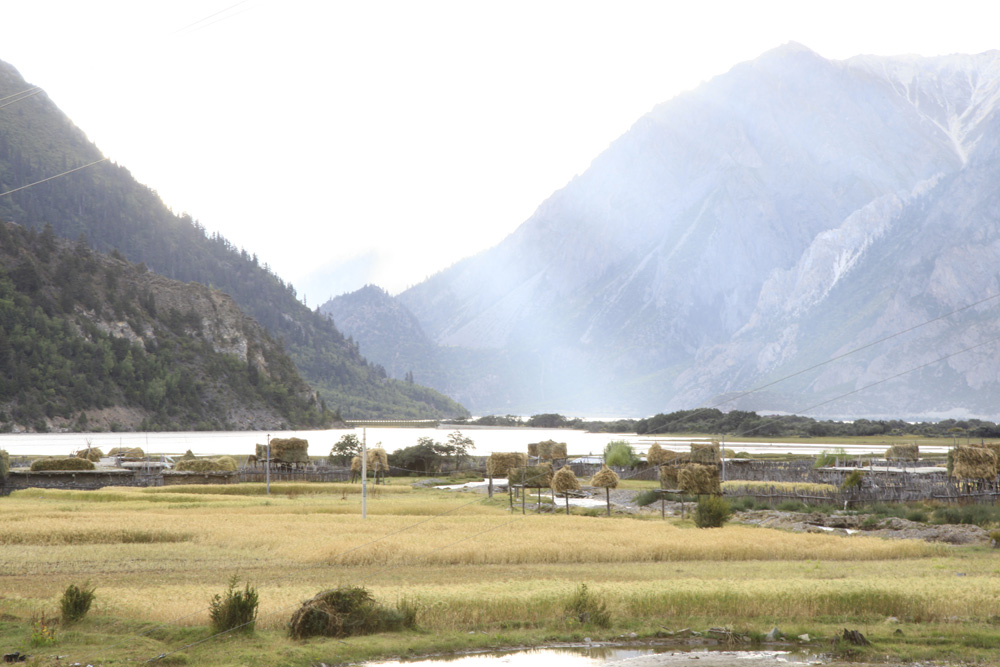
<box><xmin>0</xmin><ymin>425</ymin><xmax>948</xmax><ymax>458</ymax></box>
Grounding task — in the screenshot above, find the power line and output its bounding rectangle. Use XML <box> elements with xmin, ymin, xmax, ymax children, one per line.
<box><xmin>0</xmin><ymin>88</ymin><xmax>43</xmax><ymax>110</ymax></box>
<box><xmin>0</xmin><ymin>157</ymin><xmax>109</xmax><ymax>198</ymax></box>
<box><xmin>0</xmin><ymin>86</ymin><xmax>41</xmax><ymax>105</ymax></box>
<box><xmin>706</xmin><ymin>291</ymin><xmax>1000</xmax><ymax>412</ymax></box>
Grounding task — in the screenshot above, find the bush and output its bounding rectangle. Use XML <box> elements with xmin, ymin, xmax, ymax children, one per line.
<box><xmin>30</xmin><ymin>457</ymin><xmax>95</xmax><ymax>471</ymax></box>
<box><xmin>288</xmin><ymin>586</ymin><xmax>415</xmax><ymax>639</ymax></box>
<box><xmin>841</xmin><ymin>469</ymin><xmax>864</xmax><ymax>491</ymax></box>
<box><xmin>60</xmin><ymin>582</ymin><xmax>96</xmax><ymax>624</ymax></box>
<box><xmin>209</xmin><ymin>576</ymin><xmax>259</xmax><ymax>634</ymax></box>
<box><xmin>0</xmin><ymin>449</ymin><xmax>8</xmax><ymax>478</ymax></box>
<box><xmin>564</xmin><ymin>584</ymin><xmax>610</xmax><ymax>627</ymax></box>
<box><xmin>603</xmin><ymin>441</ymin><xmax>639</xmax><ymax>467</ymax></box>
<box><xmin>634</xmin><ymin>489</ymin><xmax>660</xmax><ymax>506</ymax></box>
<box><xmin>694</xmin><ymin>495</ymin><xmax>731</xmax><ymax>528</ymax></box>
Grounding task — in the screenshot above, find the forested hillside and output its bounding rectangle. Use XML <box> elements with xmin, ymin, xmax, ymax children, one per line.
<box><xmin>0</xmin><ymin>59</ymin><xmax>467</xmax><ymax>419</ymax></box>
<box><xmin>0</xmin><ymin>222</ymin><xmax>333</xmax><ymax>432</ymax></box>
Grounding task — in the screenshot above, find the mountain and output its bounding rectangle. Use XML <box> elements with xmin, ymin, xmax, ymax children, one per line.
<box><xmin>0</xmin><ymin>59</ymin><xmax>468</xmax><ymax>420</ymax></box>
<box><xmin>329</xmin><ymin>44</ymin><xmax>1000</xmax><ymax>420</ymax></box>
<box><xmin>0</xmin><ymin>221</ymin><xmax>330</xmax><ymax>432</ymax></box>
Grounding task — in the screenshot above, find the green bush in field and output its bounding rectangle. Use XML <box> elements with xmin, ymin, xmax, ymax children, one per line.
<box><xmin>564</xmin><ymin>583</ymin><xmax>610</xmax><ymax>627</ymax></box>
<box><xmin>209</xmin><ymin>576</ymin><xmax>258</xmax><ymax>634</ymax></box>
<box><xmin>694</xmin><ymin>495</ymin><xmax>731</xmax><ymax>528</ymax></box>
<box><xmin>61</xmin><ymin>581</ymin><xmax>96</xmax><ymax>623</ymax></box>
<box><xmin>634</xmin><ymin>489</ymin><xmax>660</xmax><ymax>506</ymax></box>
<box><xmin>0</xmin><ymin>450</ymin><xmax>8</xmax><ymax>478</ymax></box>
<box><xmin>30</xmin><ymin>457</ymin><xmax>95</xmax><ymax>471</ymax></box>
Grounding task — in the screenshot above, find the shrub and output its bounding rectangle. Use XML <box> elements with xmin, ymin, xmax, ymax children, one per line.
<box><xmin>564</xmin><ymin>584</ymin><xmax>610</xmax><ymax>627</ymax></box>
<box><xmin>30</xmin><ymin>457</ymin><xmax>95</xmax><ymax>471</ymax></box>
<box><xmin>634</xmin><ymin>489</ymin><xmax>660</xmax><ymax>506</ymax></box>
<box><xmin>30</xmin><ymin>616</ymin><xmax>56</xmax><ymax>647</ymax></box>
<box><xmin>288</xmin><ymin>586</ymin><xmax>414</xmax><ymax>639</ymax></box>
<box><xmin>60</xmin><ymin>582</ymin><xmax>96</xmax><ymax>624</ymax></box>
<box><xmin>604</xmin><ymin>441</ymin><xmax>639</xmax><ymax>467</ymax></box>
<box><xmin>0</xmin><ymin>449</ymin><xmax>8</xmax><ymax>478</ymax></box>
<box><xmin>694</xmin><ymin>495</ymin><xmax>731</xmax><ymax>528</ymax></box>
<box><xmin>841</xmin><ymin>470</ymin><xmax>864</xmax><ymax>491</ymax></box>
<box><xmin>209</xmin><ymin>576</ymin><xmax>259</xmax><ymax>634</ymax></box>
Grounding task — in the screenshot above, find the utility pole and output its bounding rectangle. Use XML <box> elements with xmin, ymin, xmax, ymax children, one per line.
<box><xmin>266</xmin><ymin>433</ymin><xmax>271</xmax><ymax>495</ymax></box>
<box><xmin>361</xmin><ymin>427</ymin><xmax>367</xmax><ymax>519</ymax></box>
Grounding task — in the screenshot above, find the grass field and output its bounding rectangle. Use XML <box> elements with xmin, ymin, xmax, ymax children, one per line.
<box><xmin>1</xmin><ymin>482</ymin><xmax>999</xmax><ymax>666</ymax></box>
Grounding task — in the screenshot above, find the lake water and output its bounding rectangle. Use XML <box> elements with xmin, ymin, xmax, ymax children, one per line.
<box><xmin>0</xmin><ymin>425</ymin><xmax>949</xmax><ymax>458</ymax></box>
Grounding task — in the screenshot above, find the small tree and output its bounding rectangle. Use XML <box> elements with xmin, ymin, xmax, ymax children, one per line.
<box><xmin>60</xmin><ymin>582</ymin><xmax>96</xmax><ymax>624</ymax></box>
<box><xmin>444</xmin><ymin>431</ymin><xmax>475</xmax><ymax>470</ymax></box>
<box><xmin>329</xmin><ymin>433</ymin><xmax>362</xmax><ymax>466</ymax></box>
<box><xmin>603</xmin><ymin>441</ymin><xmax>639</xmax><ymax>467</ymax></box>
<box><xmin>209</xmin><ymin>576</ymin><xmax>259</xmax><ymax>634</ymax></box>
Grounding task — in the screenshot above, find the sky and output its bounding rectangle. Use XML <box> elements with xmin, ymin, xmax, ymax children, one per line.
<box><xmin>2</xmin><ymin>1</ymin><xmax>999</xmax><ymax>304</ymax></box>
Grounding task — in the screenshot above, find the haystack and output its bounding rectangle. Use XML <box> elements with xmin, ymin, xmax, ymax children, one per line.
<box><xmin>366</xmin><ymin>447</ymin><xmax>388</xmax><ymax>471</ymax></box>
<box><xmin>590</xmin><ymin>465</ymin><xmax>619</xmax><ymax>516</ymax></box>
<box><xmin>180</xmin><ymin>450</ymin><xmax>197</xmax><ymax>461</ymax></box>
<box><xmin>659</xmin><ymin>464</ymin><xmax>680</xmax><ymax>489</ymax></box>
<box><xmin>590</xmin><ymin>465</ymin><xmax>619</xmax><ymax>489</ymax></box>
<box><xmin>288</xmin><ymin>586</ymin><xmax>409</xmax><ymax>639</ymax></box>
<box><xmin>31</xmin><ymin>457</ymin><xmax>95</xmax><ymax>472</ymax></box>
<box><xmin>108</xmin><ymin>447</ymin><xmax>145</xmax><ymax>458</ymax></box>
<box><xmin>269</xmin><ymin>437</ymin><xmax>310</xmax><ymax>465</ymax></box>
<box><xmin>529</xmin><ymin>440</ymin><xmax>567</xmax><ymax>460</ymax></box>
<box><xmin>174</xmin><ymin>457</ymin><xmax>238</xmax><ymax>472</ymax></box>
<box><xmin>552</xmin><ymin>465</ymin><xmax>580</xmax><ymax>493</ymax></box>
<box><xmin>486</xmin><ymin>452</ymin><xmax>527</xmax><ymax>478</ymax></box>
<box><xmin>75</xmin><ymin>447</ymin><xmax>104</xmax><ymax>462</ymax></box>
<box><xmin>552</xmin><ymin>465</ymin><xmax>580</xmax><ymax>515</ymax></box>
<box><xmin>508</xmin><ymin>463</ymin><xmax>553</xmax><ymax>488</ymax></box>
<box><xmin>678</xmin><ymin>463</ymin><xmax>721</xmax><ymax>495</ymax></box>
<box><xmin>689</xmin><ymin>442</ymin><xmax>720</xmax><ymax>464</ymax></box>
<box><xmin>647</xmin><ymin>443</ymin><xmax>679</xmax><ymax>466</ymax></box>
<box><xmin>885</xmin><ymin>444</ymin><xmax>919</xmax><ymax>462</ymax></box>
<box><xmin>952</xmin><ymin>447</ymin><xmax>998</xmax><ymax>480</ymax></box>
<box><xmin>350</xmin><ymin>456</ymin><xmax>362</xmax><ymax>473</ymax></box>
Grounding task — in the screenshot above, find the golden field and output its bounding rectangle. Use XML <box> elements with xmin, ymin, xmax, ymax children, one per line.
<box><xmin>2</xmin><ymin>482</ymin><xmax>1000</xmax><ymax>665</ymax></box>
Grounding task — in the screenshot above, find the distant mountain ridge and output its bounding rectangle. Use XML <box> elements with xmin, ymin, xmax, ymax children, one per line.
<box><xmin>326</xmin><ymin>44</ymin><xmax>1000</xmax><ymax>420</ymax></box>
<box><xmin>0</xmin><ymin>58</ymin><xmax>468</xmax><ymax>420</ymax></box>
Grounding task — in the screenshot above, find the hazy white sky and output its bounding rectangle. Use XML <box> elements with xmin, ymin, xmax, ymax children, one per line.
<box><xmin>2</xmin><ymin>1</ymin><xmax>998</xmax><ymax>302</ymax></box>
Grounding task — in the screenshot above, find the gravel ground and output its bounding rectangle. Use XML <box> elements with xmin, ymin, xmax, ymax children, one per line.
<box><xmin>431</xmin><ymin>480</ymin><xmax>990</xmax><ymax>545</ymax></box>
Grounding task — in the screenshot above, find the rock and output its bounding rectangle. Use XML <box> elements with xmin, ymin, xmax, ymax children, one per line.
<box><xmin>765</xmin><ymin>627</ymin><xmax>782</xmax><ymax>641</ymax></box>
<box><xmin>797</xmin><ymin>634</ymin><xmax>810</xmax><ymax>641</ymax></box>
<box><xmin>885</xmin><ymin>616</ymin><xmax>899</xmax><ymax>623</ymax></box>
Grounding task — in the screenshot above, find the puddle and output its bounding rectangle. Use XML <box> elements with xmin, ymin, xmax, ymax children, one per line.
<box><xmin>370</xmin><ymin>646</ymin><xmax>821</xmax><ymax>667</ymax></box>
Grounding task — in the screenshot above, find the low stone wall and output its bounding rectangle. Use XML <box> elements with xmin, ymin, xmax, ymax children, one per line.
<box><xmin>161</xmin><ymin>471</ymin><xmax>236</xmax><ymax>485</ymax></box>
<box><xmin>1</xmin><ymin>469</ymin><xmax>151</xmax><ymax>494</ymax></box>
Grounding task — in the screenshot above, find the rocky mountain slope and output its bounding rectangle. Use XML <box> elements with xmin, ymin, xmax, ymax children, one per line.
<box><xmin>0</xmin><ymin>222</ymin><xmax>329</xmax><ymax>432</ymax></box>
<box><xmin>331</xmin><ymin>44</ymin><xmax>1000</xmax><ymax>419</ymax></box>
<box><xmin>0</xmin><ymin>59</ymin><xmax>467</xmax><ymax>420</ymax></box>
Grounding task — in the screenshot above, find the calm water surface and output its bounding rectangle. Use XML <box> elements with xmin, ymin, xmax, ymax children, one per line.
<box><xmin>0</xmin><ymin>426</ymin><xmax>946</xmax><ymax>458</ymax></box>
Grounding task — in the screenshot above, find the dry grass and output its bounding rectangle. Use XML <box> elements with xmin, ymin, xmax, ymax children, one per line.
<box><xmin>722</xmin><ymin>481</ymin><xmax>839</xmax><ymax>494</ymax></box>
<box><xmin>2</xmin><ymin>482</ymin><xmax>992</xmax><ymax>648</ymax></box>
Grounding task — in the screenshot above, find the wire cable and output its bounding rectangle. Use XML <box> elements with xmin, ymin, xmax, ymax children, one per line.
<box><xmin>704</xmin><ymin>291</ymin><xmax>1000</xmax><ymax>413</ymax></box>
<box><xmin>0</xmin><ymin>86</ymin><xmax>41</xmax><ymax>105</ymax></box>
<box><xmin>0</xmin><ymin>157</ymin><xmax>109</xmax><ymax>198</ymax></box>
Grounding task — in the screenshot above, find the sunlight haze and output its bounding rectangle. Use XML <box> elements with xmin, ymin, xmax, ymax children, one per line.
<box><xmin>3</xmin><ymin>0</ymin><xmax>998</xmax><ymax>301</ymax></box>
